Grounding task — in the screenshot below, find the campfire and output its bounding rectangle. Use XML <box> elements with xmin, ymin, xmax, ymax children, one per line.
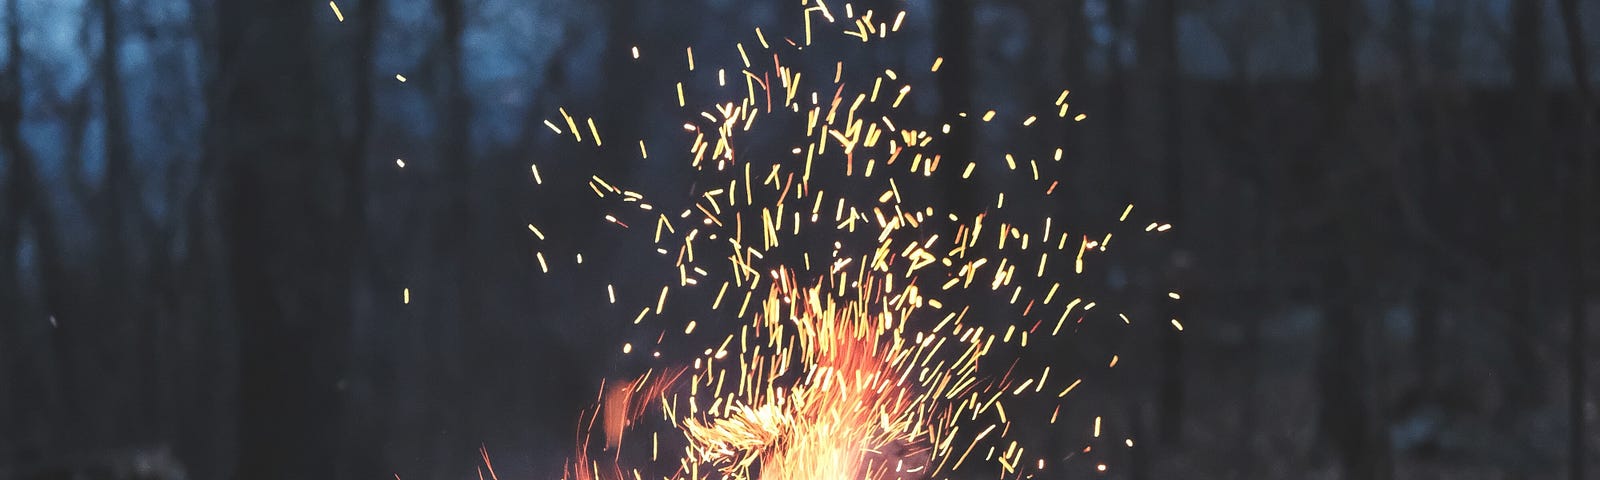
<box><xmin>540</xmin><ymin>1</ymin><xmax>1176</xmax><ymax>478</ymax></box>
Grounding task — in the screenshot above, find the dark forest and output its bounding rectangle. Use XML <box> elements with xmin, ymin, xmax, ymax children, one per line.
<box><xmin>1</xmin><ymin>0</ymin><xmax>1597</xmax><ymax>479</ymax></box>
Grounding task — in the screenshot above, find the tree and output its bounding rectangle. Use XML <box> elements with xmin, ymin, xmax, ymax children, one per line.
<box><xmin>429</xmin><ymin>0</ymin><xmax>474</xmax><ymax>476</ymax></box>
<box><xmin>1311</xmin><ymin>0</ymin><xmax>1392</xmax><ymax>478</ymax></box>
<box><xmin>0</xmin><ymin>0</ymin><xmax>30</xmax><ymax>461</ymax></box>
<box><xmin>0</xmin><ymin>0</ymin><xmax>22</xmax><ymax>352</ymax></box>
<box><xmin>1141</xmin><ymin>0</ymin><xmax>1186</xmax><ymax>446</ymax></box>
<box><xmin>1495</xmin><ymin>0</ymin><xmax>1550</xmax><ymax>433</ymax></box>
<box><xmin>215</xmin><ymin>1</ymin><xmax>359</xmax><ymax>479</ymax></box>
<box><xmin>97</xmin><ymin>0</ymin><xmax>134</xmax><ymax>323</ymax></box>
<box><xmin>936</xmin><ymin>0</ymin><xmax>976</xmax><ymax>216</ymax></box>
<box><xmin>2</xmin><ymin>0</ymin><xmax>72</xmax><ymax>465</ymax></box>
<box><xmin>1556</xmin><ymin>1</ymin><xmax>1592</xmax><ymax>478</ymax></box>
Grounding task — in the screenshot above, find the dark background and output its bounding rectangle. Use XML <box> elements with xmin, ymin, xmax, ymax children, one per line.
<box><xmin>2</xmin><ymin>0</ymin><xmax>1598</xmax><ymax>479</ymax></box>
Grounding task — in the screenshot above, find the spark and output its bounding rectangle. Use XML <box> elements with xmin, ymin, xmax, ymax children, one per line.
<box><xmin>544</xmin><ymin>4</ymin><xmax>1176</xmax><ymax>479</ymax></box>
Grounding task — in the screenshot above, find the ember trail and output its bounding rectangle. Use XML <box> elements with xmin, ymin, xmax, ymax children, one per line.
<box><xmin>536</xmin><ymin>2</ymin><xmax>1177</xmax><ymax>478</ymax></box>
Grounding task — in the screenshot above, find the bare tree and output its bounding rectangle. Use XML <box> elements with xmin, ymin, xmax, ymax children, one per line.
<box><xmin>936</xmin><ymin>0</ymin><xmax>976</xmax><ymax>216</ymax></box>
<box><xmin>97</xmin><ymin>0</ymin><xmax>134</xmax><ymax>302</ymax></box>
<box><xmin>2</xmin><ymin>0</ymin><xmax>71</xmax><ymax>464</ymax></box>
<box><xmin>215</xmin><ymin>1</ymin><xmax>358</xmax><ymax>479</ymax></box>
<box><xmin>429</xmin><ymin>1</ymin><xmax>475</xmax><ymax>475</ymax></box>
<box><xmin>1556</xmin><ymin>1</ymin><xmax>1592</xmax><ymax>478</ymax></box>
<box><xmin>0</xmin><ymin>0</ymin><xmax>26</xmax><ymax>462</ymax></box>
<box><xmin>0</xmin><ymin>0</ymin><xmax>22</xmax><ymax>351</ymax></box>
<box><xmin>1311</xmin><ymin>0</ymin><xmax>1392</xmax><ymax>478</ymax></box>
<box><xmin>1141</xmin><ymin>0</ymin><xmax>1186</xmax><ymax>446</ymax></box>
<box><xmin>1495</xmin><ymin>0</ymin><xmax>1550</xmax><ymax>434</ymax></box>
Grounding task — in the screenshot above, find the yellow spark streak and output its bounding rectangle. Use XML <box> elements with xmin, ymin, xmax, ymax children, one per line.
<box><xmin>587</xmin><ymin>117</ymin><xmax>603</xmax><ymax>146</ymax></box>
<box><xmin>329</xmin><ymin>2</ymin><xmax>344</xmax><ymax>22</ymax></box>
<box><xmin>402</xmin><ymin>288</ymin><xmax>409</xmax><ymax>304</ymax></box>
<box><xmin>556</xmin><ymin>5</ymin><xmax>1175</xmax><ymax>477</ymax></box>
<box><xmin>559</xmin><ymin>107</ymin><xmax>581</xmax><ymax>142</ymax></box>
<box><xmin>1074</xmin><ymin>236</ymin><xmax>1087</xmax><ymax>273</ymax></box>
<box><xmin>1057</xmin><ymin>379</ymin><xmax>1082</xmax><ymax>397</ymax></box>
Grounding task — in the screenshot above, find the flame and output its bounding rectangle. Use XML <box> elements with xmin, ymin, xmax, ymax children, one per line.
<box><xmin>571</xmin><ymin>269</ymin><xmax>975</xmax><ymax>480</ymax></box>
<box><xmin>536</xmin><ymin>1</ymin><xmax>1179</xmax><ymax>477</ymax></box>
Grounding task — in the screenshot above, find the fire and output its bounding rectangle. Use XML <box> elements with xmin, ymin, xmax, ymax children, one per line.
<box><xmin>536</xmin><ymin>1</ymin><xmax>1180</xmax><ymax>478</ymax></box>
<box><xmin>681</xmin><ymin>272</ymin><xmax>953</xmax><ymax>479</ymax></box>
<box><xmin>574</xmin><ymin>268</ymin><xmax>985</xmax><ymax>480</ymax></box>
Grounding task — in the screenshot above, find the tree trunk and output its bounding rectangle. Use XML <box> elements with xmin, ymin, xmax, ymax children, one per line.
<box><xmin>0</xmin><ymin>0</ymin><xmax>27</xmax><ymax>462</ymax></box>
<box><xmin>936</xmin><ymin>0</ymin><xmax>976</xmax><ymax>216</ymax></box>
<box><xmin>1312</xmin><ymin>0</ymin><xmax>1391</xmax><ymax>478</ymax></box>
<box><xmin>215</xmin><ymin>2</ymin><xmax>356</xmax><ymax>479</ymax></box>
<box><xmin>97</xmin><ymin>0</ymin><xmax>134</xmax><ymax>318</ymax></box>
<box><xmin>1104</xmin><ymin>0</ymin><xmax>1127</xmax><ymax>166</ymax></box>
<box><xmin>1496</xmin><ymin>0</ymin><xmax>1549</xmax><ymax>430</ymax></box>
<box><xmin>97</xmin><ymin>0</ymin><xmax>154</xmax><ymax>448</ymax></box>
<box><xmin>339</xmin><ymin>1</ymin><xmax>382</xmax><ymax>478</ymax></box>
<box><xmin>1556</xmin><ymin>1</ymin><xmax>1592</xmax><ymax>478</ymax></box>
<box><xmin>431</xmin><ymin>0</ymin><xmax>474</xmax><ymax>476</ymax></box>
<box><xmin>1143</xmin><ymin>0</ymin><xmax>1186</xmax><ymax>446</ymax></box>
<box><xmin>2</xmin><ymin>0</ymin><xmax>75</xmax><ymax>460</ymax></box>
<box><xmin>0</xmin><ymin>0</ymin><xmax>22</xmax><ymax>362</ymax></box>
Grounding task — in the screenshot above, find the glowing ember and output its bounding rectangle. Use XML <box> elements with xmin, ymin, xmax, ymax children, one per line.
<box><xmin>530</xmin><ymin>1</ymin><xmax>1180</xmax><ymax>478</ymax></box>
